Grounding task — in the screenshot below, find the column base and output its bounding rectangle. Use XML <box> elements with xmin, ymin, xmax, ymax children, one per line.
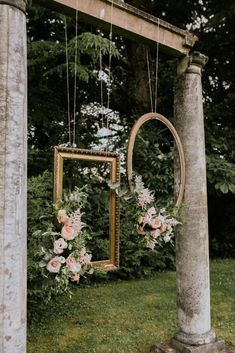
<box><xmin>150</xmin><ymin>339</ymin><xmax>225</xmax><ymax>353</ymax></box>
<box><xmin>171</xmin><ymin>338</ymin><xmax>225</xmax><ymax>353</ymax></box>
<box><xmin>174</xmin><ymin>330</ymin><xmax>217</xmax><ymax>345</ymax></box>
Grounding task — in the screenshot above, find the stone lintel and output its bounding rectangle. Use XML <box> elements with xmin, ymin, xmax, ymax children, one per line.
<box><xmin>0</xmin><ymin>0</ymin><xmax>30</xmax><ymax>12</ymax></box>
<box><xmin>33</xmin><ymin>0</ymin><xmax>198</xmax><ymax>57</ymax></box>
<box><xmin>150</xmin><ymin>340</ymin><xmax>225</xmax><ymax>353</ymax></box>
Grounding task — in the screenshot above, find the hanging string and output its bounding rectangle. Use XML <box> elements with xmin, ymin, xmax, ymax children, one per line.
<box><xmin>146</xmin><ymin>49</ymin><xmax>154</xmax><ymax>112</ymax></box>
<box><xmin>96</xmin><ymin>0</ymin><xmax>114</xmax><ymax>150</ymax></box>
<box><xmin>106</xmin><ymin>0</ymin><xmax>114</xmax><ymax>132</ymax></box>
<box><xmin>64</xmin><ymin>17</ymin><xmax>71</xmax><ymax>145</ymax></box>
<box><xmin>73</xmin><ymin>2</ymin><xmax>79</xmax><ymax>147</ymax></box>
<box><xmin>99</xmin><ymin>46</ymin><xmax>104</xmax><ymax>128</ymax></box>
<box><xmin>107</xmin><ymin>0</ymin><xmax>114</xmax><ymax>113</ymax></box>
<box><xmin>154</xmin><ymin>19</ymin><xmax>160</xmax><ymax>113</ymax></box>
<box><xmin>146</xmin><ymin>18</ymin><xmax>160</xmax><ymax>113</ymax></box>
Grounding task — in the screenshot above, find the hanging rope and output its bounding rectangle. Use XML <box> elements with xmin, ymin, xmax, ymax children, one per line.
<box><xmin>146</xmin><ymin>18</ymin><xmax>160</xmax><ymax>113</ymax></box>
<box><xmin>107</xmin><ymin>0</ymin><xmax>114</xmax><ymax>113</ymax></box>
<box><xmin>99</xmin><ymin>46</ymin><xmax>104</xmax><ymax>128</ymax></box>
<box><xmin>96</xmin><ymin>0</ymin><xmax>114</xmax><ymax>150</ymax></box>
<box><xmin>146</xmin><ymin>49</ymin><xmax>154</xmax><ymax>112</ymax></box>
<box><xmin>106</xmin><ymin>0</ymin><xmax>114</xmax><ymax>134</ymax></box>
<box><xmin>154</xmin><ymin>19</ymin><xmax>160</xmax><ymax>113</ymax></box>
<box><xmin>73</xmin><ymin>2</ymin><xmax>79</xmax><ymax>147</ymax></box>
<box><xmin>64</xmin><ymin>17</ymin><xmax>71</xmax><ymax>145</ymax></box>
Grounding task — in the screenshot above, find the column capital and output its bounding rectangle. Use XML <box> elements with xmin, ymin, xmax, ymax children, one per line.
<box><xmin>0</xmin><ymin>0</ymin><xmax>31</xmax><ymax>13</ymax></box>
<box><xmin>187</xmin><ymin>51</ymin><xmax>208</xmax><ymax>75</ymax></box>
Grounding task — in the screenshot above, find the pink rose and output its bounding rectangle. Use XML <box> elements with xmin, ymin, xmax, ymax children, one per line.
<box><xmin>46</xmin><ymin>257</ymin><xmax>62</xmax><ymax>273</ymax></box>
<box><xmin>53</xmin><ymin>238</ymin><xmax>68</xmax><ymax>254</ymax></box>
<box><xmin>150</xmin><ymin>218</ymin><xmax>162</xmax><ymax>229</ymax></box>
<box><xmin>160</xmin><ymin>224</ymin><xmax>167</xmax><ymax>233</ymax></box>
<box><xmin>151</xmin><ymin>229</ymin><xmax>161</xmax><ymax>239</ymax></box>
<box><xmin>57</xmin><ymin>209</ymin><xmax>69</xmax><ymax>224</ymax></box>
<box><xmin>61</xmin><ymin>225</ymin><xmax>76</xmax><ymax>240</ymax></box>
<box><xmin>66</xmin><ymin>256</ymin><xmax>81</xmax><ymax>273</ymax></box>
<box><xmin>57</xmin><ymin>214</ymin><xmax>69</xmax><ymax>224</ymax></box>
<box><xmin>71</xmin><ymin>274</ymin><xmax>80</xmax><ymax>282</ymax></box>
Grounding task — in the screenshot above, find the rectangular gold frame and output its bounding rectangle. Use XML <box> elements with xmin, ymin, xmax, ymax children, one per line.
<box><xmin>54</xmin><ymin>147</ymin><xmax>120</xmax><ymax>270</ymax></box>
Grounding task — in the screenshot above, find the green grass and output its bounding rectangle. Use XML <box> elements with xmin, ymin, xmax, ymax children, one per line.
<box><xmin>27</xmin><ymin>260</ymin><xmax>235</xmax><ymax>353</ymax></box>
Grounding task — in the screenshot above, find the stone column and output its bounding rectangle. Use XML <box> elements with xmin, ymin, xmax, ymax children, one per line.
<box><xmin>171</xmin><ymin>52</ymin><xmax>224</xmax><ymax>352</ymax></box>
<box><xmin>0</xmin><ymin>1</ymin><xmax>28</xmax><ymax>352</ymax></box>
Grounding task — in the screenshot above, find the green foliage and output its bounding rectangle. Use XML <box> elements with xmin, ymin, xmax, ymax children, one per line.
<box><xmin>207</xmin><ymin>155</ymin><xmax>235</xmax><ymax>195</ymax></box>
<box><xmin>28</xmin><ymin>172</ymin><xmax>93</xmax><ymax>303</ymax></box>
<box><xmin>27</xmin><ymin>171</ymin><xmax>176</xmax><ymax>304</ymax></box>
<box><xmin>26</xmin><ymin>1</ymin><xmax>235</xmax><ymax>261</ymax></box>
<box><xmin>117</xmin><ymin>196</ymin><xmax>175</xmax><ymax>279</ymax></box>
<box><xmin>27</xmin><ymin>11</ymin><xmax>122</xmax><ymax>175</ymax></box>
<box><xmin>28</xmin><ymin>170</ymin><xmax>53</xmax><ymax>234</ymax></box>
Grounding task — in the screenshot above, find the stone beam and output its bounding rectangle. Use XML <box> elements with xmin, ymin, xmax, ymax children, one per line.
<box><xmin>33</xmin><ymin>0</ymin><xmax>198</xmax><ymax>57</ymax></box>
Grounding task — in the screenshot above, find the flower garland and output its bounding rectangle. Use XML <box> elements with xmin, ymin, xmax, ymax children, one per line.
<box><xmin>39</xmin><ymin>187</ymin><xmax>93</xmax><ymax>287</ymax></box>
<box><xmin>133</xmin><ymin>176</ymin><xmax>181</xmax><ymax>250</ymax></box>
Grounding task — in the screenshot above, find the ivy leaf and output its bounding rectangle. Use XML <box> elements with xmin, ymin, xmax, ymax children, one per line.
<box><xmin>220</xmin><ymin>183</ymin><xmax>229</xmax><ymax>193</ymax></box>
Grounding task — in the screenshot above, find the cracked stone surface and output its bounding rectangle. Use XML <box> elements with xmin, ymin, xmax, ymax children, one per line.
<box><xmin>0</xmin><ymin>3</ymin><xmax>27</xmax><ymax>353</ymax></box>
<box><xmin>173</xmin><ymin>54</ymin><xmax>214</xmax><ymax>343</ymax></box>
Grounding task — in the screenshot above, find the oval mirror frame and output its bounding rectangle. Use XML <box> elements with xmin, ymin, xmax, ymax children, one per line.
<box><xmin>127</xmin><ymin>112</ymin><xmax>186</xmax><ymax>208</ymax></box>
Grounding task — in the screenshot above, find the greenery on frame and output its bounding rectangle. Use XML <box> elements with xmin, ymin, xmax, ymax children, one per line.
<box><xmin>27</xmin><ymin>171</ymin><xmax>177</xmax><ymax>303</ymax></box>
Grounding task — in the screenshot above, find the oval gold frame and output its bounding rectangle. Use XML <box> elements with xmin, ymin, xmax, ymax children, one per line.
<box><xmin>127</xmin><ymin>112</ymin><xmax>186</xmax><ymax>208</ymax></box>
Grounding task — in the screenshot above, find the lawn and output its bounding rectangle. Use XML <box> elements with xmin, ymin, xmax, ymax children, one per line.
<box><xmin>27</xmin><ymin>259</ymin><xmax>235</xmax><ymax>353</ymax></box>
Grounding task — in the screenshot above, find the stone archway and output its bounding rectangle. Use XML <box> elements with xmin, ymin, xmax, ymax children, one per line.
<box><xmin>0</xmin><ymin>1</ymin><xmax>224</xmax><ymax>352</ymax></box>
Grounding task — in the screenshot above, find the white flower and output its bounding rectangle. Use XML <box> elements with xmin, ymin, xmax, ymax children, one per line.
<box><xmin>80</xmin><ymin>253</ymin><xmax>92</xmax><ymax>265</ymax></box>
<box><xmin>70</xmin><ymin>262</ymin><xmax>81</xmax><ymax>273</ymax></box>
<box><xmin>163</xmin><ymin>234</ymin><xmax>171</xmax><ymax>243</ymax></box>
<box><xmin>164</xmin><ymin>224</ymin><xmax>174</xmax><ymax>237</ymax></box>
<box><xmin>79</xmin><ymin>248</ymin><xmax>92</xmax><ymax>265</ymax></box>
<box><xmin>147</xmin><ymin>207</ymin><xmax>156</xmax><ymax>216</ymax></box>
<box><xmin>146</xmin><ymin>240</ymin><xmax>155</xmax><ymax>250</ymax></box>
<box><xmin>57</xmin><ymin>256</ymin><xmax>66</xmax><ymax>264</ymax></box>
<box><xmin>134</xmin><ymin>175</ymin><xmax>145</xmax><ymax>193</ymax></box>
<box><xmin>167</xmin><ymin>218</ymin><xmax>181</xmax><ymax>226</ymax></box>
<box><xmin>53</xmin><ymin>238</ymin><xmax>68</xmax><ymax>254</ymax></box>
<box><xmin>137</xmin><ymin>188</ymin><xmax>155</xmax><ymax>207</ymax></box>
<box><xmin>66</xmin><ymin>257</ymin><xmax>81</xmax><ymax>273</ymax></box>
<box><xmin>69</xmin><ymin>209</ymin><xmax>86</xmax><ymax>233</ymax></box>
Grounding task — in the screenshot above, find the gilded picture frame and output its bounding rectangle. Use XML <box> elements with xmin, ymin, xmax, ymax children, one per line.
<box><xmin>54</xmin><ymin>147</ymin><xmax>120</xmax><ymax>270</ymax></box>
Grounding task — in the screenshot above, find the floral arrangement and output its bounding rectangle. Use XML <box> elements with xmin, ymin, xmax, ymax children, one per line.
<box><xmin>133</xmin><ymin>176</ymin><xmax>181</xmax><ymax>250</ymax></box>
<box><xmin>38</xmin><ymin>187</ymin><xmax>94</xmax><ymax>292</ymax></box>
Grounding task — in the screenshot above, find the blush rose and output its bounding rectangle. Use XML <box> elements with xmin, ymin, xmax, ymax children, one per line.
<box><xmin>61</xmin><ymin>225</ymin><xmax>76</xmax><ymax>240</ymax></box>
<box><xmin>53</xmin><ymin>238</ymin><xmax>68</xmax><ymax>254</ymax></box>
<box><xmin>47</xmin><ymin>257</ymin><xmax>62</xmax><ymax>273</ymax></box>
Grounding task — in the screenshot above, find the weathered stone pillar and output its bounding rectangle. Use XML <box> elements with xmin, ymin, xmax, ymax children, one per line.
<box><xmin>0</xmin><ymin>1</ymin><xmax>28</xmax><ymax>352</ymax></box>
<box><xmin>171</xmin><ymin>52</ymin><xmax>224</xmax><ymax>352</ymax></box>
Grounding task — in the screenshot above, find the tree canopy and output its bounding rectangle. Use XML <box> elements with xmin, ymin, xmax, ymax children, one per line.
<box><xmin>27</xmin><ymin>0</ymin><xmax>235</xmax><ymax>257</ymax></box>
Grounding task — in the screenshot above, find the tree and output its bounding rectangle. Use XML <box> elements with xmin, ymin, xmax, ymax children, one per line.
<box><xmin>27</xmin><ymin>1</ymin><xmax>235</xmax><ymax>257</ymax></box>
